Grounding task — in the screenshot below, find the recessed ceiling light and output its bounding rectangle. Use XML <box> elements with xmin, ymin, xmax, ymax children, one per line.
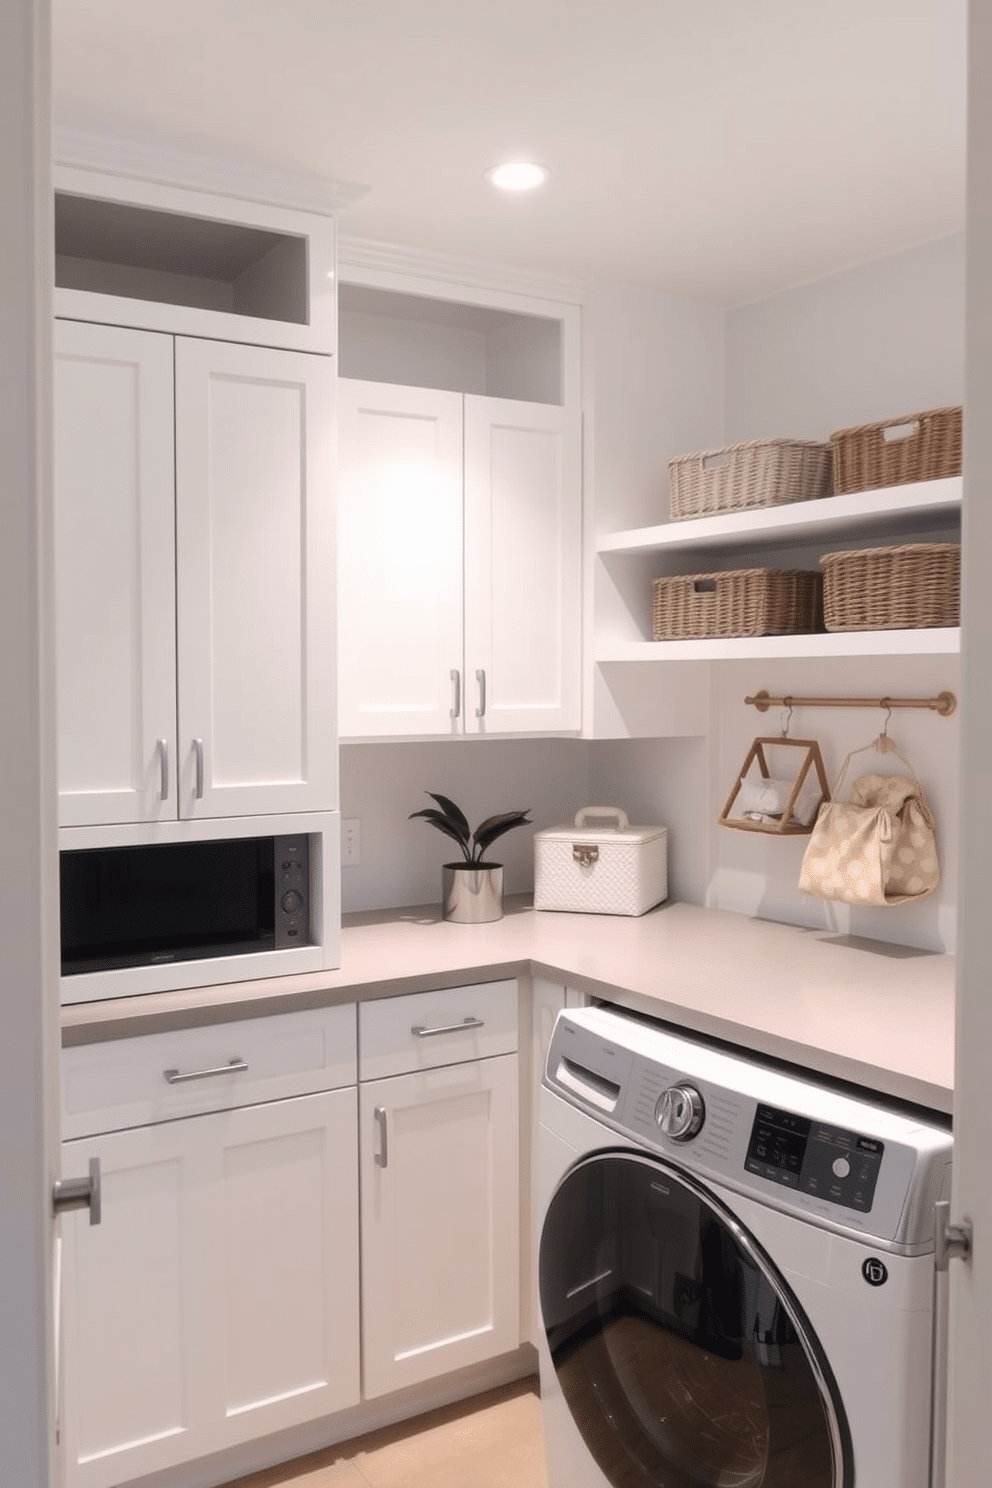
<box><xmin>485</xmin><ymin>162</ymin><xmax>548</xmax><ymax>192</ymax></box>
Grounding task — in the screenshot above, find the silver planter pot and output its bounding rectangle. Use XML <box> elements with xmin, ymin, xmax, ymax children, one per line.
<box><xmin>442</xmin><ymin>863</ymin><xmax>504</xmax><ymax>923</ymax></box>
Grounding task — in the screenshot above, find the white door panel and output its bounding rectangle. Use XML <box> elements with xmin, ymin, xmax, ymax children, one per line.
<box><xmin>337</xmin><ymin>379</ymin><xmax>464</xmax><ymax>736</ymax></box>
<box><xmin>360</xmin><ymin>1055</ymin><xmax>520</xmax><ymax>1397</ymax></box>
<box><xmin>174</xmin><ymin>338</ymin><xmax>337</xmax><ymax>816</ymax></box>
<box><xmin>464</xmin><ymin>396</ymin><xmax>581</xmax><ymax>733</ymax></box>
<box><xmin>53</xmin><ymin>321</ymin><xmax>177</xmax><ymax>825</ymax></box>
<box><xmin>60</xmin><ymin>1126</ymin><xmax>213</xmax><ymax>1488</ymax></box>
<box><xmin>211</xmin><ymin>1088</ymin><xmax>360</xmax><ymax>1436</ymax></box>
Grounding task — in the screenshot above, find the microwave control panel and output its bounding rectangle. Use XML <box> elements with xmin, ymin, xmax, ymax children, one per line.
<box><xmin>274</xmin><ymin>835</ymin><xmax>310</xmax><ymax>948</ymax></box>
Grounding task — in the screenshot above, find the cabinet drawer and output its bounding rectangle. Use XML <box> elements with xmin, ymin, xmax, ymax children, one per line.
<box><xmin>359</xmin><ymin>981</ymin><xmax>517</xmax><ymax>1081</ymax></box>
<box><xmin>62</xmin><ymin>1004</ymin><xmax>357</xmax><ymax>1139</ymax></box>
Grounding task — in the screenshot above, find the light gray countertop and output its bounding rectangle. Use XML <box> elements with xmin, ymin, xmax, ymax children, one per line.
<box><xmin>60</xmin><ymin>899</ymin><xmax>956</xmax><ymax>1115</ymax></box>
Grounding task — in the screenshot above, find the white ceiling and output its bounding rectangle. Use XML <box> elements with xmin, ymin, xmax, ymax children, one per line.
<box><xmin>52</xmin><ymin>0</ymin><xmax>967</xmax><ymax>306</ymax></box>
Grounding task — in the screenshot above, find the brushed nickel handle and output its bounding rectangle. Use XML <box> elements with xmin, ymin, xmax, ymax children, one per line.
<box><xmin>374</xmin><ymin>1106</ymin><xmax>388</xmax><ymax>1168</ymax></box>
<box><xmin>163</xmin><ymin>1058</ymin><xmax>248</xmax><ymax>1085</ymax></box>
<box><xmin>53</xmin><ymin>1158</ymin><xmax>101</xmax><ymax>1227</ymax></box>
<box><xmin>411</xmin><ymin>1016</ymin><xmax>485</xmax><ymax>1038</ymax></box>
<box><xmin>935</xmin><ymin>1200</ymin><xmax>972</xmax><ymax>1270</ymax></box>
<box><xmin>450</xmin><ymin>668</ymin><xmax>461</xmax><ymax>720</ymax></box>
<box><xmin>475</xmin><ymin>669</ymin><xmax>487</xmax><ymax>718</ymax></box>
<box><xmin>193</xmin><ymin>738</ymin><xmax>204</xmax><ymax>799</ymax></box>
<box><xmin>157</xmin><ymin>739</ymin><xmax>169</xmax><ymax>800</ymax></box>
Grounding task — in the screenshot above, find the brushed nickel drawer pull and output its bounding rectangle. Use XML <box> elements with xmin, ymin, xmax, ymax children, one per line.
<box><xmin>411</xmin><ymin>1016</ymin><xmax>485</xmax><ymax>1038</ymax></box>
<box><xmin>374</xmin><ymin>1106</ymin><xmax>388</xmax><ymax>1168</ymax></box>
<box><xmin>163</xmin><ymin>1058</ymin><xmax>249</xmax><ymax>1084</ymax></box>
<box><xmin>157</xmin><ymin>738</ymin><xmax>169</xmax><ymax>801</ymax></box>
<box><xmin>193</xmin><ymin>737</ymin><xmax>204</xmax><ymax>799</ymax></box>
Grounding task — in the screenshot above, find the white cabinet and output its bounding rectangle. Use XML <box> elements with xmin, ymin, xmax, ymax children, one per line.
<box><xmin>338</xmin><ymin>377</ymin><xmax>581</xmax><ymax>737</ymax></box>
<box><xmin>59</xmin><ymin>1008</ymin><xmax>360</xmax><ymax>1488</ymax></box>
<box><xmin>53</xmin><ymin>320</ymin><xmax>337</xmax><ymax>826</ymax></box>
<box><xmin>358</xmin><ymin>983</ymin><xmax>520</xmax><ymax>1397</ymax></box>
<box><xmin>54</xmin><ymin>321</ymin><xmax>178</xmax><ymax>827</ymax></box>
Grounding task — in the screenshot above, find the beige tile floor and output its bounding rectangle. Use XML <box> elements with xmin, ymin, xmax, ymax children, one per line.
<box><xmin>221</xmin><ymin>1377</ymin><xmax>549</xmax><ymax>1488</ymax></box>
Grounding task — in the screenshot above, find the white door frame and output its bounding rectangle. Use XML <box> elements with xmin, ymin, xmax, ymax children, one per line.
<box><xmin>947</xmin><ymin>4</ymin><xmax>992</xmax><ymax>1482</ymax></box>
<box><xmin>0</xmin><ymin>0</ymin><xmax>62</xmax><ymax>1483</ymax></box>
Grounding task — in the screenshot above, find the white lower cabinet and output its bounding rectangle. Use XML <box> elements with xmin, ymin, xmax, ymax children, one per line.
<box><xmin>59</xmin><ymin>986</ymin><xmax>524</xmax><ymax>1486</ymax></box>
<box><xmin>59</xmin><ymin>1010</ymin><xmax>360</xmax><ymax>1488</ymax></box>
<box><xmin>358</xmin><ymin>984</ymin><xmax>521</xmax><ymax>1398</ymax></box>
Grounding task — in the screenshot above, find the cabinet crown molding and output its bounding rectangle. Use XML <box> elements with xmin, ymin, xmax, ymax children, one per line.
<box><xmin>338</xmin><ymin>235</ymin><xmax>587</xmax><ymax>306</ymax></box>
<box><xmin>54</xmin><ymin>125</ymin><xmax>367</xmax><ymax>217</ymax></box>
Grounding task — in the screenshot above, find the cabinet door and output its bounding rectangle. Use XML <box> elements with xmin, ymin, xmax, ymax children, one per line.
<box><xmin>204</xmin><ymin>1086</ymin><xmax>360</xmax><ymax>1444</ymax></box>
<box><xmin>174</xmin><ymin>339</ymin><xmax>337</xmax><ymax>816</ymax></box>
<box><xmin>53</xmin><ymin>320</ymin><xmax>178</xmax><ymax>826</ymax></box>
<box><xmin>463</xmin><ymin>395</ymin><xmax>581</xmax><ymax>733</ymax></box>
<box><xmin>337</xmin><ymin>379</ymin><xmax>464</xmax><ymax>736</ymax></box>
<box><xmin>60</xmin><ymin>1119</ymin><xmax>215</xmax><ymax>1488</ymax></box>
<box><xmin>60</xmin><ymin>1088</ymin><xmax>360</xmax><ymax>1488</ymax></box>
<box><xmin>360</xmin><ymin>1054</ymin><xmax>520</xmax><ymax>1398</ymax></box>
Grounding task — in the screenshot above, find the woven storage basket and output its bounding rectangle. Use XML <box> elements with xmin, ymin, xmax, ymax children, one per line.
<box><xmin>820</xmin><ymin>543</ymin><xmax>960</xmax><ymax>631</ymax></box>
<box><xmin>830</xmin><ymin>406</ymin><xmax>962</xmax><ymax>494</ymax></box>
<box><xmin>668</xmin><ymin>438</ymin><xmax>833</xmax><ymax>520</ymax></box>
<box><xmin>652</xmin><ymin>568</ymin><xmax>823</xmax><ymax>640</ymax></box>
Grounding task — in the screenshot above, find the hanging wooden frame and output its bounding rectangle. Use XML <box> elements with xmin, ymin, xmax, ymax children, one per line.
<box><xmin>718</xmin><ymin>736</ymin><xmax>830</xmax><ymax>836</ymax></box>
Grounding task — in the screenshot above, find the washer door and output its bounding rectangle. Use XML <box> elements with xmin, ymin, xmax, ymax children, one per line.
<box><xmin>540</xmin><ymin>1151</ymin><xmax>852</xmax><ymax>1488</ymax></box>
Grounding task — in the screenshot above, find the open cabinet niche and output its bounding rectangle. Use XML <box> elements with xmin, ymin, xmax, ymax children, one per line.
<box><xmin>337</xmin><ymin>283</ymin><xmax>563</xmax><ymax>404</ymax></box>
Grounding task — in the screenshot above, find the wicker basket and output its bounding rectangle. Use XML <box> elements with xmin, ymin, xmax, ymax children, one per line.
<box><xmin>652</xmin><ymin>568</ymin><xmax>823</xmax><ymax>640</ymax></box>
<box><xmin>830</xmin><ymin>406</ymin><xmax>962</xmax><ymax>494</ymax></box>
<box><xmin>668</xmin><ymin>438</ymin><xmax>833</xmax><ymax>521</ymax></box>
<box><xmin>820</xmin><ymin>543</ymin><xmax>960</xmax><ymax>631</ymax></box>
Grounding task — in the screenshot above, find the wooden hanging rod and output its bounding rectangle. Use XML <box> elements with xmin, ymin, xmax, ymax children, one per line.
<box><xmin>745</xmin><ymin>689</ymin><xmax>957</xmax><ymax>717</ymax></box>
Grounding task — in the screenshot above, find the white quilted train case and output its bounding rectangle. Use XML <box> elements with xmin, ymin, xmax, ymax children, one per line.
<box><xmin>533</xmin><ymin>806</ymin><xmax>668</xmax><ymax>916</ymax></box>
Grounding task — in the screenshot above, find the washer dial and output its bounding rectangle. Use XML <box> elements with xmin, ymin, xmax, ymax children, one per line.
<box><xmin>655</xmin><ymin>1083</ymin><xmax>705</xmax><ymax>1142</ymax></box>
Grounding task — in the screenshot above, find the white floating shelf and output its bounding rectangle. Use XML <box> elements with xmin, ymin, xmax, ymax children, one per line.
<box><xmin>597</xmin><ymin>628</ymin><xmax>962</xmax><ymax>663</ymax></box>
<box><xmin>597</xmin><ymin>477</ymin><xmax>962</xmax><ymax>556</ymax></box>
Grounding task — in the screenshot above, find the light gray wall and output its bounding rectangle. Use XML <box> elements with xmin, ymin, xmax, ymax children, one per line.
<box><xmin>339</xmin><ymin>738</ymin><xmax>595</xmax><ymax>912</ymax></box>
<box><xmin>725</xmin><ymin>233</ymin><xmax>965</xmax><ymax>443</ymax></box>
<box><xmin>583</xmin><ymin>279</ymin><xmax>726</xmax><ymax>536</ymax></box>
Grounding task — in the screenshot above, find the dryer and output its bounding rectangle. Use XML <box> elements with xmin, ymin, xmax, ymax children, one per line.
<box><xmin>537</xmin><ymin>1005</ymin><xmax>952</xmax><ymax>1488</ymax></box>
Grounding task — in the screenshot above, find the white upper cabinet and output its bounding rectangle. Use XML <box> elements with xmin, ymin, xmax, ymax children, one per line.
<box><xmin>464</xmin><ymin>394</ymin><xmax>580</xmax><ymax>733</ymax></box>
<box><xmin>54</xmin><ymin>321</ymin><xmax>337</xmax><ymax>825</ymax></box>
<box><xmin>174</xmin><ymin>338</ymin><xmax>337</xmax><ymax>817</ymax></box>
<box><xmin>337</xmin><ymin>382</ymin><xmax>581</xmax><ymax>737</ymax></box>
<box><xmin>54</xmin><ymin>321</ymin><xmax>179</xmax><ymax>826</ymax></box>
<box><xmin>337</xmin><ymin>380</ymin><xmax>464</xmax><ymax>736</ymax></box>
<box><xmin>336</xmin><ymin>278</ymin><xmax>582</xmax><ymax>738</ymax></box>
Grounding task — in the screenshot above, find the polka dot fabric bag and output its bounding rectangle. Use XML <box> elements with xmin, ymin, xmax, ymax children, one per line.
<box><xmin>798</xmin><ymin>738</ymin><xmax>939</xmax><ymax>907</ymax></box>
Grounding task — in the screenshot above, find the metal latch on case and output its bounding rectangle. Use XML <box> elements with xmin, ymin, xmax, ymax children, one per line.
<box><xmin>573</xmin><ymin>845</ymin><xmax>599</xmax><ymax>866</ymax></box>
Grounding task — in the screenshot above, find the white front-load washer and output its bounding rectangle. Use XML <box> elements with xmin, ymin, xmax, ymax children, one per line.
<box><xmin>537</xmin><ymin>1005</ymin><xmax>953</xmax><ymax>1488</ymax></box>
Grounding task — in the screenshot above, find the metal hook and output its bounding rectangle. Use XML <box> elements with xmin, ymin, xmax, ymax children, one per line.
<box><xmin>879</xmin><ymin>698</ymin><xmax>893</xmax><ymax>748</ymax></box>
<box><xmin>780</xmin><ymin>701</ymin><xmax>794</xmax><ymax>738</ymax></box>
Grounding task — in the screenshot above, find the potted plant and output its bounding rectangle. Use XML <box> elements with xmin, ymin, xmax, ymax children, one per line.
<box><xmin>409</xmin><ymin>792</ymin><xmax>532</xmax><ymax>923</ymax></box>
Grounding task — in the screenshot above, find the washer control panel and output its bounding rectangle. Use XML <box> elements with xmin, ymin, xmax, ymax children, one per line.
<box><xmin>745</xmin><ymin>1103</ymin><xmax>883</xmax><ymax>1213</ymax></box>
<box><xmin>655</xmin><ymin>1083</ymin><xmax>706</xmax><ymax>1142</ymax></box>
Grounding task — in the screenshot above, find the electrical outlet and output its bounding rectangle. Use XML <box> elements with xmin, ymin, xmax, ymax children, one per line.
<box><xmin>341</xmin><ymin>818</ymin><xmax>361</xmax><ymax>866</ymax></box>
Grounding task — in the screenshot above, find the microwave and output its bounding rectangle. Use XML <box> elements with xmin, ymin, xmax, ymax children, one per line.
<box><xmin>58</xmin><ymin>811</ymin><xmax>340</xmax><ymax>1004</ymax></box>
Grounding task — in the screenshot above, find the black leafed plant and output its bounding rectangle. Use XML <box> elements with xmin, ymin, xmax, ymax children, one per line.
<box><xmin>409</xmin><ymin>792</ymin><xmax>532</xmax><ymax>865</ymax></box>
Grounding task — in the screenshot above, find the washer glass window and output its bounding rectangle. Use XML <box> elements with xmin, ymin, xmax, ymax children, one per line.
<box><xmin>540</xmin><ymin>1152</ymin><xmax>852</xmax><ymax>1488</ymax></box>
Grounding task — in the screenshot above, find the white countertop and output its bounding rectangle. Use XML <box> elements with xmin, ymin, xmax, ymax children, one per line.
<box><xmin>60</xmin><ymin>900</ymin><xmax>956</xmax><ymax>1115</ymax></box>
